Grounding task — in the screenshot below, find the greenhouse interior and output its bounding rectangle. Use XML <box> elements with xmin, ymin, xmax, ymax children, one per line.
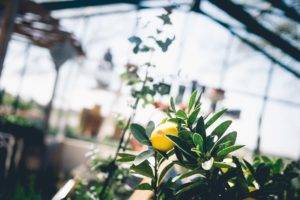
<box><xmin>0</xmin><ymin>0</ymin><xmax>299</xmax><ymax>199</ymax></box>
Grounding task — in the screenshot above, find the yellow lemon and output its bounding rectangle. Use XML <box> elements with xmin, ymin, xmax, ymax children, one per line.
<box><xmin>150</xmin><ymin>121</ymin><xmax>178</xmax><ymax>152</ymax></box>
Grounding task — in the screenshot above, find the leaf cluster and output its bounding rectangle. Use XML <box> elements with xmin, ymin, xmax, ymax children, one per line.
<box><xmin>122</xmin><ymin>11</ymin><xmax>176</xmax><ymax>106</ymax></box>
<box><xmin>120</xmin><ymin>91</ymin><xmax>300</xmax><ymax>200</ymax></box>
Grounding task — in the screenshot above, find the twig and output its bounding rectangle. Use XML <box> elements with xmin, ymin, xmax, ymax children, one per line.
<box><xmin>153</xmin><ymin>151</ymin><xmax>158</xmax><ymax>200</ymax></box>
<box><xmin>99</xmin><ymin>67</ymin><xmax>150</xmax><ymax>199</ymax></box>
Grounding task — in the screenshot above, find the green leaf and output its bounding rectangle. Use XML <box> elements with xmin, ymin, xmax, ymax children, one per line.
<box><xmin>261</xmin><ymin>156</ymin><xmax>272</xmax><ymax>164</ymax></box>
<box><xmin>176</xmin><ymin>110</ymin><xmax>187</xmax><ymax>119</ymax></box>
<box><xmin>214</xmin><ymin>131</ymin><xmax>237</xmax><ymax>150</ymax></box>
<box><xmin>172</xmin><ymin>168</ymin><xmax>205</xmax><ymax>182</ymax></box>
<box><xmin>192</xmin><ymin>133</ymin><xmax>203</xmax><ymax>152</ymax></box>
<box><xmin>188</xmin><ymin>91</ymin><xmax>198</xmax><ymax>112</ymax></box>
<box><xmin>157</xmin><ymin>150</ymin><xmax>170</xmax><ymax>160</ymax></box>
<box><xmin>157</xmin><ymin>13</ymin><xmax>172</xmax><ymax>25</ymax></box>
<box><xmin>273</xmin><ymin>159</ymin><xmax>283</xmax><ymax>174</ymax></box>
<box><xmin>195</xmin><ymin>92</ymin><xmax>202</xmax><ymax>108</ymax></box>
<box><xmin>128</xmin><ymin>36</ymin><xmax>142</xmax><ymax>54</ymax></box>
<box><xmin>254</xmin><ymin>163</ymin><xmax>271</xmax><ymax>185</ymax></box>
<box><xmin>217</xmin><ymin>145</ymin><xmax>244</xmax><ymax>158</ymax></box>
<box><xmin>175</xmin><ymin>178</ymin><xmax>205</xmax><ymax>197</ymax></box>
<box><xmin>170</xmin><ymin>97</ymin><xmax>176</xmax><ymax>111</ymax></box>
<box><xmin>136</xmin><ymin>183</ymin><xmax>152</xmax><ymax>190</ymax></box>
<box><xmin>213</xmin><ymin>161</ymin><xmax>234</xmax><ymax>169</ymax></box>
<box><xmin>211</xmin><ymin>120</ymin><xmax>232</xmax><ymax>139</ymax></box>
<box><xmin>232</xmin><ymin>157</ymin><xmax>249</xmax><ymax>193</ymax></box>
<box><xmin>158</xmin><ymin>162</ymin><xmax>175</xmax><ymax>184</ymax></box>
<box><xmin>145</xmin><ymin>121</ymin><xmax>155</xmax><ymax>137</ymax></box>
<box><xmin>166</xmin><ymin>135</ymin><xmax>194</xmax><ymax>158</ymax></box>
<box><xmin>195</xmin><ymin>117</ymin><xmax>206</xmax><ymax>138</ymax></box>
<box><xmin>128</xmin><ymin>36</ymin><xmax>142</xmax><ymax>45</ymax></box>
<box><xmin>243</xmin><ymin>159</ymin><xmax>255</xmax><ymax>175</ymax></box>
<box><xmin>153</xmin><ymin>36</ymin><xmax>175</xmax><ymax>52</ymax></box>
<box><xmin>205</xmin><ymin>109</ymin><xmax>227</xmax><ymax>129</ymax></box>
<box><xmin>134</xmin><ymin>148</ymin><xmax>154</xmax><ymax>165</ymax></box>
<box><xmin>131</xmin><ymin>160</ymin><xmax>154</xmax><ymax>178</ymax></box>
<box><xmin>187</xmin><ymin>107</ymin><xmax>200</xmax><ymax>126</ymax></box>
<box><xmin>130</xmin><ymin>123</ymin><xmax>151</xmax><ymax>145</ymax></box>
<box><xmin>117</xmin><ymin>153</ymin><xmax>136</xmax><ymax>162</ymax></box>
<box><xmin>211</xmin><ymin>140</ymin><xmax>232</xmax><ymax>154</ymax></box>
<box><xmin>174</xmin><ymin>146</ymin><xmax>184</xmax><ymax>163</ymax></box>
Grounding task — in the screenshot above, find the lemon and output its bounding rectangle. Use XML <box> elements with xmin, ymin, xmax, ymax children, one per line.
<box><xmin>150</xmin><ymin>121</ymin><xmax>178</xmax><ymax>152</ymax></box>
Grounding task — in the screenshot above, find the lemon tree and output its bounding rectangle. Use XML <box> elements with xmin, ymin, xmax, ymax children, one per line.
<box><xmin>118</xmin><ymin>91</ymin><xmax>300</xmax><ymax>200</ymax></box>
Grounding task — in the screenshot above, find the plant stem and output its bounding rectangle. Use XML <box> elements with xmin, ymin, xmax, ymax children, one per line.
<box><xmin>153</xmin><ymin>151</ymin><xmax>158</xmax><ymax>200</ymax></box>
<box><xmin>122</xmin><ymin>69</ymin><xmax>149</xmax><ymax>151</ymax></box>
<box><xmin>99</xmin><ymin>68</ymin><xmax>150</xmax><ymax>198</ymax></box>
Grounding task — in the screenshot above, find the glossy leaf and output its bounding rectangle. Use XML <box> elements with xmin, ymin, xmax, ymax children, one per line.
<box><xmin>172</xmin><ymin>168</ymin><xmax>205</xmax><ymax>182</ymax></box>
<box><xmin>176</xmin><ymin>110</ymin><xmax>187</xmax><ymax>119</ymax></box>
<box><xmin>133</xmin><ymin>148</ymin><xmax>154</xmax><ymax>165</ymax></box>
<box><xmin>170</xmin><ymin>97</ymin><xmax>176</xmax><ymax>111</ymax></box>
<box><xmin>130</xmin><ymin>123</ymin><xmax>151</xmax><ymax>145</ymax></box>
<box><xmin>145</xmin><ymin>121</ymin><xmax>155</xmax><ymax>137</ymax></box>
<box><xmin>131</xmin><ymin>160</ymin><xmax>154</xmax><ymax>178</ymax></box>
<box><xmin>195</xmin><ymin>117</ymin><xmax>206</xmax><ymax>138</ymax></box>
<box><xmin>188</xmin><ymin>91</ymin><xmax>198</xmax><ymax>112</ymax></box>
<box><xmin>136</xmin><ymin>183</ymin><xmax>152</xmax><ymax>190</ymax></box>
<box><xmin>166</xmin><ymin>135</ymin><xmax>193</xmax><ymax>158</ymax></box>
<box><xmin>192</xmin><ymin>133</ymin><xmax>203</xmax><ymax>152</ymax></box>
<box><xmin>117</xmin><ymin>153</ymin><xmax>136</xmax><ymax>162</ymax></box>
<box><xmin>188</xmin><ymin>107</ymin><xmax>200</xmax><ymax>126</ymax></box>
<box><xmin>205</xmin><ymin>109</ymin><xmax>227</xmax><ymax>129</ymax></box>
<box><xmin>213</xmin><ymin>161</ymin><xmax>234</xmax><ymax>169</ymax></box>
<box><xmin>273</xmin><ymin>159</ymin><xmax>283</xmax><ymax>174</ymax></box>
<box><xmin>215</xmin><ymin>131</ymin><xmax>237</xmax><ymax>149</ymax></box>
<box><xmin>158</xmin><ymin>161</ymin><xmax>175</xmax><ymax>184</ymax></box>
<box><xmin>217</xmin><ymin>145</ymin><xmax>244</xmax><ymax>158</ymax></box>
<box><xmin>175</xmin><ymin>178</ymin><xmax>205</xmax><ymax>197</ymax></box>
<box><xmin>211</xmin><ymin>120</ymin><xmax>232</xmax><ymax>139</ymax></box>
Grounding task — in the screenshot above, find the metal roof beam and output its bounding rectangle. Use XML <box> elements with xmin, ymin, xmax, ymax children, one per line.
<box><xmin>40</xmin><ymin>0</ymin><xmax>140</xmax><ymax>11</ymax></box>
<box><xmin>264</xmin><ymin>0</ymin><xmax>300</xmax><ymax>23</ymax></box>
<box><xmin>199</xmin><ymin>10</ymin><xmax>300</xmax><ymax>79</ymax></box>
<box><xmin>207</xmin><ymin>0</ymin><xmax>300</xmax><ymax>62</ymax></box>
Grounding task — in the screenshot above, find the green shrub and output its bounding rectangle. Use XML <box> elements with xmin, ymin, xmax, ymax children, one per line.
<box><xmin>119</xmin><ymin>91</ymin><xmax>300</xmax><ymax>200</ymax></box>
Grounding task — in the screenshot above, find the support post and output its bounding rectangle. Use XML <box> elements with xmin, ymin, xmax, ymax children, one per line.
<box><xmin>44</xmin><ymin>65</ymin><xmax>60</xmax><ymax>134</ymax></box>
<box><xmin>0</xmin><ymin>0</ymin><xmax>20</xmax><ymax>78</ymax></box>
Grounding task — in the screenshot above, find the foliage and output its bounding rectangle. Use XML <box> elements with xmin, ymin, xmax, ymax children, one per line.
<box><xmin>72</xmin><ymin>7</ymin><xmax>300</xmax><ymax>200</ymax></box>
<box><xmin>72</xmin><ymin>151</ymin><xmax>132</xmax><ymax>200</ymax></box>
<box><xmin>121</xmin><ymin>10</ymin><xmax>175</xmax><ymax>106</ymax></box>
<box><xmin>121</xmin><ymin>91</ymin><xmax>300</xmax><ymax>200</ymax></box>
<box><xmin>0</xmin><ymin>114</ymin><xmax>35</xmax><ymax>128</ymax></box>
<box><xmin>0</xmin><ymin>90</ymin><xmax>36</xmax><ymax>111</ymax></box>
<box><xmin>11</xmin><ymin>178</ymin><xmax>41</xmax><ymax>200</ymax></box>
